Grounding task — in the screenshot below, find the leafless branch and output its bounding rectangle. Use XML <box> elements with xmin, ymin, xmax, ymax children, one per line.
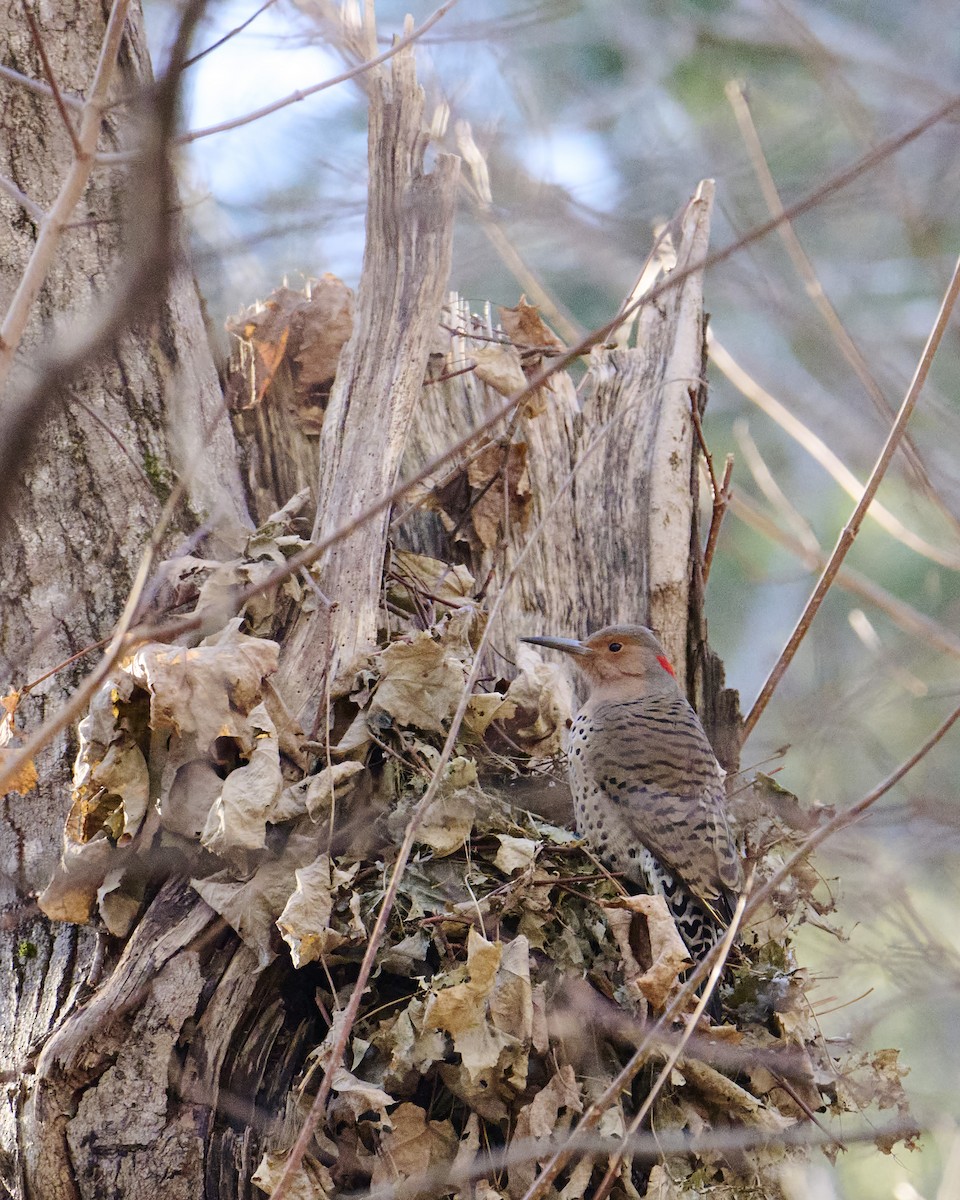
<box><xmin>726</xmin><ymin>78</ymin><xmax>960</xmax><ymax>540</ymax></box>
<box><xmin>743</xmin><ymin>251</ymin><xmax>960</xmax><ymax>739</ymax></box>
<box><xmin>19</xmin><ymin>0</ymin><xmax>83</xmax><ymax>157</ymax></box>
<box><xmin>690</xmin><ymin>392</ymin><xmax>732</xmax><ymax>583</ymax></box>
<box><xmin>183</xmin><ymin>0</ymin><xmax>280</xmax><ymax>69</ymax></box>
<box><xmin>742</xmin><ymin>699</ymin><xmax>960</xmax><ymax>922</ymax></box>
<box><xmin>0</xmin><ymin>61</ymin><xmax>83</xmax><ymax>109</ymax></box>
<box><xmin>731</xmin><ymin>488</ymin><xmax>960</xmax><ymax>659</ymax></box>
<box><xmin>0</xmin><ymin>0</ymin><xmax>133</xmax><ymax>390</ymax></box>
<box><xmin>710</xmin><ymin>332</ymin><xmax>960</xmax><ymax>570</ymax></box>
<box><xmin>179</xmin><ymin>0</ymin><xmax>459</xmax><ymax>145</ymax></box>
<box><xmin>0</xmin><ymin>171</ymin><xmax>45</xmax><ymax>223</ymax></box>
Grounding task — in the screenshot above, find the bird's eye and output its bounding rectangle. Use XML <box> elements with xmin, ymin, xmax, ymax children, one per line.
<box><xmin>608</xmin><ymin>642</ymin><xmax>622</xmax><ymax>653</ymax></box>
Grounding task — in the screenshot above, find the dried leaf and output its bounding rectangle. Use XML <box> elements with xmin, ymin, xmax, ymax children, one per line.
<box><xmin>370</xmin><ymin>1103</ymin><xmax>457</xmax><ymax>1190</ymax></box>
<box><xmin>466</xmin><ymin>442</ymin><xmax>531</xmax><ymax>552</ymax></box>
<box><xmin>372</xmin><ymin>631</ymin><xmax>467</xmax><ymax>733</ymax></box>
<box><xmin>494</xmin><ymin>835</ymin><xmax>539</xmax><ymax>875</ymax></box>
<box><xmin>471</xmin><ymin>343</ymin><xmax>527</xmax><ymax>397</ymax></box>
<box><xmin>0</xmin><ymin>691</ymin><xmax>37</xmax><ymax>796</ymax></box>
<box><xmin>272</xmin><ymin>760</ymin><xmax>366</xmax><ymax>823</ymax></box>
<box><xmin>605</xmin><ymin>893</ymin><xmax>690</xmax><ymax>1010</ymax></box>
<box><xmin>277</xmin><ymin>855</ymin><xmax>363</xmax><ymax>967</ymax></box>
<box><xmin>201</xmin><ymin>703</ymin><xmax>282</xmax><ymax>855</ymax></box>
<box><xmin>424</xmin><ymin>928</ymin><xmax>516</xmax><ymax>1081</ymax></box>
<box><xmin>391</xmin><ymin>550</ymin><xmax>476</xmax><ymax>608</ymax></box>
<box><xmin>502</xmin><ymin>646</ymin><xmax>574</xmax><ymax>757</ymax></box>
<box><xmin>328</xmin><ymin>1064</ymin><xmax>394</xmax><ymax>1123</ymax></box>
<box><xmin>498</xmin><ymin>297</ymin><xmax>564</xmax><ymax>352</ymax></box>
<box><xmin>294</xmin><ymin>274</ymin><xmax>354</xmax><ymax>392</ymax></box>
<box><xmin>464</xmin><ymin>692</ymin><xmax>517</xmax><ymax>737</ymax></box>
<box><xmin>192</xmin><ymin>832</ymin><xmax>318</xmax><ymax>968</ymax></box>
<box><xmin>252</xmin><ymin>1151</ymin><xmax>333</xmax><ymax>1200</ymax></box>
<box><xmin>418</xmin><ymin>789</ymin><xmax>476</xmax><ymax>857</ymax></box>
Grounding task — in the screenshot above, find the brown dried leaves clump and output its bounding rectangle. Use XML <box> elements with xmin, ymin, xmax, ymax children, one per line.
<box><xmin>38</xmin><ymin>517</ymin><xmax>914</xmax><ymax>1198</ymax></box>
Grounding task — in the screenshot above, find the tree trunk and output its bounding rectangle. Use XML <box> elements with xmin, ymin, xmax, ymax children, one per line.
<box><xmin>0</xmin><ymin>3</ymin><xmax>247</xmax><ymax>1195</ymax></box>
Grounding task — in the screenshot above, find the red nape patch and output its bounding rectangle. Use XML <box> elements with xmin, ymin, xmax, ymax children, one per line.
<box><xmin>657</xmin><ymin>655</ymin><xmax>675</xmax><ymax>677</ymax></box>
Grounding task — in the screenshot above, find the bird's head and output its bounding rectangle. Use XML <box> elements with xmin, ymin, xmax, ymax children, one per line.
<box><xmin>521</xmin><ymin>624</ymin><xmax>680</xmax><ymax>696</ymax></box>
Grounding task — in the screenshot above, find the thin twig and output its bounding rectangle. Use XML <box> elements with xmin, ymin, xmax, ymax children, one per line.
<box><xmin>710</xmin><ymin>332</ymin><xmax>960</xmax><ymax>570</ymax></box>
<box><xmin>0</xmin><ymin>0</ymin><xmax>133</xmax><ymax>390</ymax></box>
<box><xmin>726</xmin><ymin>79</ymin><xmax>960</xmax><ymax>538</ymax></box>
<box><xmin>743</xmin><ymin>252</ymin><xmax>960</xmax><ymax>740</ymax></box>
<box><xmin>180</xmin><ymin>0</ymin><xmax>458</xmax><ymax>145</ymax></box>
<box><xmin>742</xmin><ymin>700</ymin><xmax>960</xmax><ymax>923</ymax></box>
<box><xmin>0</xmin><ymin>61</ymin><xmax>83</xmax><ymax>109</ymax></box>
<box><xmin>689</xmin><ymin>392</ymin><xmax>732</xmax><ymax>584</ymax></box>
<box><xmin>19</xmin><ymin>0</ymin><xmax>83</xmax><ymax>157</ymax></box>
<box><xmin>0</xmin><ymin>172</ymin><xmax>45</xmax><ymax>224</ymax></box>
<box><xmin>183</xmin><ymin>0</ymin><xmax>279</xmax><ymax>68</ymax></box>
<box><xmin>730</xmin><ymin>489</ymin><xmax>960</xmax><ymax>659</ymax></box>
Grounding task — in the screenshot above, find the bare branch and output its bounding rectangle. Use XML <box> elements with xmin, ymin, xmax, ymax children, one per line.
<box><xmin>178</xmin><ymin>0</ymin><xmax>459</xmax><ymax>145</ymax></box>
<box><xmin>0</xmin><ymin>171</ymin><xmax>45</xmax><ymax>223</ymax></box>
<box><xmin>742</xmin><ymin>252</ymin><xmax>960</xmax><ymax>739</ymax></box>
<box><xmin>743</xmin><ymin>700</ymin><xmax>960</xmax><ymax>922</ymax></box>
<box><xmin>730</xmin><ymin>489</ymin><xmax>960</xmax><ymax>659</ymax></box>
<box><xmin>0</xmin><ymin>0</ymin><xmax>133</xmax><ymax>390</ymax></box>
<box><xmin>182</xmin><ymin>0</ymin><xmax>280</xmax><ymax>69</ymax></box>
<box><xmin>710</xmin><ymin>332</ymin><xmax>960</xmax><ymax>570</ymax></box>
<box><xmin>726</xmin><ymin>78</ymin><xmax>960</xmax><ymax>540</ymax></box>
<box><xmin>0</xmin><ymin>61</ymin><xmax>83</xmax><ymax>109</ymax></box>
<box><xmin>19</xmin><ymin>0</ymin><xmax>83</xmax><ymax>157</ymax></box>
<box><xmin>690</xmin><ymin>392</ymin><xmax>732</xmax><ymax>583</ymax></box>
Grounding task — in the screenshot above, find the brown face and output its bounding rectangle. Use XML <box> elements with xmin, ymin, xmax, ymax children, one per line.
<box><xmin>522</xmin><ymin>624</ymin><xmax>677</xmax><ymax>688</ymax></box>
<box><xmin>579</xmin><ymin>626</ymin><xmax>676</xmax><ymax>684</ymax></box>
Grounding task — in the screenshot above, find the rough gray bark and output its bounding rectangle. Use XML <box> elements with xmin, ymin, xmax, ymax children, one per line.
<box><xmin>0</xmin><ymin>3</ymin><xmax>248</xmax><ymax>1196</ymax></box>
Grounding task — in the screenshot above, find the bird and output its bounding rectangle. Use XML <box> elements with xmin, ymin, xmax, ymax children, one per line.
<box><xmin>521</xmin><ymin>624</ymin><xmax>742</xmax><ymax>965</ymax></box>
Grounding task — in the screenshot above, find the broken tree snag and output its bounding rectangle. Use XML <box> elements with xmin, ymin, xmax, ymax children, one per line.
<box><xmin>562</xmin><ymin>181</ymin><xmax>715</xmax><ymax>682</ymax></box>
<box><xmin>276</xmin><ymin>38</ymin><xmax>460</xmax><ymax>731</ymax></box>
<box><xmin>395</xmin><ymin>183</ymin><xmax>715</xmax><ymax>685</ymax></box>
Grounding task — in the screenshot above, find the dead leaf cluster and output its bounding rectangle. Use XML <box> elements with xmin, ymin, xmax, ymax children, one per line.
<box><xmin>31</xmin><ymin>509</ymin><xmax>915</xmax><ymax>1198</ymax></box>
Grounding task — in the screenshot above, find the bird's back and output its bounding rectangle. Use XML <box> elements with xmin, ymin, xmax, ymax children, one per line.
<box><xmin>569</xmin><ymin>691</ymin><xmax>741</xmax><ymax>954</ymax></box>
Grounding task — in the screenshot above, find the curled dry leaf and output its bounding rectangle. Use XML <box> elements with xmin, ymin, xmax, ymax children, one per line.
<box><xmin>493</xmin><ymin>834</ymin><xmax>539</xmax><ymax>874</ymax></box>
<box><xmin>277</xmin><ymin>856</ymin><xmax>364</xmax><ymax>968</ymax></box>
<box><xmin>252</xmin><ymin>1150</ymin><xmax>334</xmax><ymax>1200</ymax></box>
<box><xmin>605</xmin><ymin>893</ymin><xmax>690</xmax><ymax>1011</ymax></box>
<box><xmin>0</xmin><ymin>691</ymin><xmax>37</xmax><ymax>796</ymax></box>
<box><xmin>498</xmin><ymin>296</ymin><xmax>565</xmax><ymax>353</ymax></box>
<box><xmin>390</xmin><ymin>550</ymin><xmax>476</xmax><ymax>610</ymax></box>
<box><xmin>501</xmin><ymin>644</ymin><xmax>575</xmax><ymax>757</ymax></box>
<box><xmin>201</xmin><ymin>703</ymin><xmax>282</xmax><ymax>857</ymax></box>
<box><xmin>471</xmin><ymin>342</ymin><xmax>527</xmax><ymax>398</ymax></box>
<box><xmin>192</xmin><ymin>831</ymin><xmax>319</xmax><ymax>969</ymax></box>
<box><xmin>226</xmin><ymin>275</ymin><xmax>353</xmax><ymax>414</ymax></box>
<box><xmin>466</xmin><ymin>442</ymin><xmax>532</xmax><ymax>553</ymax></box>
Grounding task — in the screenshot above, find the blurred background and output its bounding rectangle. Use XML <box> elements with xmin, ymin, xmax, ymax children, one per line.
<box><xmin>144</xmin><ymin>2</ymin><xmax>960</xmax><ymax>1194</ymax></box>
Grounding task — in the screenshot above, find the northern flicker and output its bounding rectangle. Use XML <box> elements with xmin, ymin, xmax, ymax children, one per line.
<box><xmin>521</xmin><ymin>624</ymin><xmax>742</xmax><ymax>962</ymax></box>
